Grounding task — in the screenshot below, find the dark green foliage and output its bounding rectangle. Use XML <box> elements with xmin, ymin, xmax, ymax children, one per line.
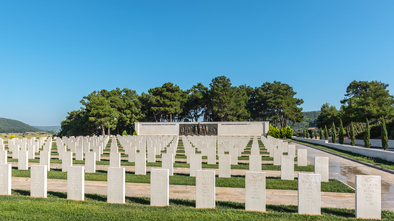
<box><xmin>320</xmin><ymin>128</ymin><xmax>323</xmax><ymax>140</ymax></box>
<box><xmin>314</xmin><ymin>130</ymin><xmax>318</xmax><ymax>139</ymax></box>
<box><xmin>316</xmin><ymin>103</ymin><xmax>340</xmax><ymax>129</ymax></box>
<box><xmin>289</xmin><ymin>111</ymin><xmax>320</xmax><ymax>130</ymax></box>
<box><xmin>364</xmin><ymin>119</ymin><xmax>370</xmax><ymax>148</ymax></box>
<box><xmin>338</xmin><ymin>119</ymin><xmax>344</xmax><ymax>144</ymax></box>
<box><xmin>331</xmin><ymin>122</ymin><xmax>336</xmax><ymax>143</ymax></box>
<box><xmin>381</xmin><ymin>118</ymin><xmax>389</xmax><ymax>150</ymax></box>
<box><xmin>0</xmin><ymin>118</ymin><xmax>40</xmax><ymax>133</ymax></box>
<box><xmin>308</xmin><ymin>130</ymin><xmax>313</xmax><ymax>139</ymax></box>
<box><xmin>341</xmin><ymin>80</ymin><xmax>394</xmax><ymax>124</ymax></box>
<box><xmin>324</xmin><ymin>125</ymin><xmax>329</xmax><ymax>140</ymax></box>
<box><xmin>303</xmin><ymin>129</ymin><xmax>306</xmax><ymax>138</ymax></box>
<box><xmin>280</xmin><ymin>126</ymin><xmax>293</xmax><ymax>138</ymax></box>
<box><xmin>253</xmin><ymin>81</ymin><xmax>303</xmax><ymax>128</ymax></box>
<box><xmin>350</xmin><ymin>122</ymin><xmax>355</xmax><ymax>146</ymax></box>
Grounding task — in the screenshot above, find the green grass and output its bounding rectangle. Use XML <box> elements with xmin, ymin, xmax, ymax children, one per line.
<box><xmin>10</xmin><ymin>167</ymin><xmax>352</xmax><ymax>192</ymax></box>
<box><xmin>1</xmin><ymin>191</ymin><xmax>392</xmax><ymax>220</ymax></box>
<box><xmin>290</xmin><ymin>139</ymin><xmax>394</xmax><ymax>171</ymax></box>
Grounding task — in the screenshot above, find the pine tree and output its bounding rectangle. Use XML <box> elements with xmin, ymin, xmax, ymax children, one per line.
<box><xmin>331</xmin><ymin>122</ymin><xmax>336</xmax><ymax>143</ymax></box>
<box><xmin>381</xmin><ymin>118</ymin><xmax>389</xmax><ymax>150</ymax></box>
<box><xmin>339</xmin><ymin>119</ymin><xmax>344</xmax><ymax>144</ymax></box>
<box><xmin>324</xmin><ymin>125</ymin><xmax>329</xmax><ymax>140</ymax></box>
<box><xmin>303</xmin><ymin>129</ymin><xmax>306</xmax><ymax>138</ymax></box>
<box><xmin>320</xmin><ymin>128</ymin><xmax>323</xmax><ymax>140</ymax></box>
<box><xmin>364</xmin><ymin>118</ymin><xmax>370</xmax><ymax>148</ymax></box>
<box><xmin>350</xmin><ymin>122</ymin><xmax>355</xmax><ymax>146</ymax></box>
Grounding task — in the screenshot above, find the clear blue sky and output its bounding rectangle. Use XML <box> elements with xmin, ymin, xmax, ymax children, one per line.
<box><xmin>1</xmin><ymin>0</ymin><xmax>394</xmax><ymax>126</ymax></box>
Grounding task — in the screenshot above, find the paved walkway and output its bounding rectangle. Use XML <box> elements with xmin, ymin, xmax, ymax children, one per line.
<box><xmin>293</xmin><ymin>141</ymin><xmax>394</xmax><ymax>211</ymax></box>
<box><xmin>11</xmin><ymin>177</ymin><xmax>355</xmax><ymax>209</ymax></box>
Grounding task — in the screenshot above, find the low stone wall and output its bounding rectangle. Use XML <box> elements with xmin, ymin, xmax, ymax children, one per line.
<box><xmin>292</xmin><ymin>136</ymin><xmax>394</xmax><ymax>163</ymax></box>
<box><xmin>135</xmin><ymin>121</ymin><xmax>269</xmax><ymax>136</ymax></box>
<box><xmin>327</xmin><ymin>138</ymin><xmax>394</xmax><ymax>149</ymax></box>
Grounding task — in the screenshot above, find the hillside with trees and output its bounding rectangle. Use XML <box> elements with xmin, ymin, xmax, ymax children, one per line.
<box><xmin>0</xmin><ymin>118</ymin><xmax>40</xmax><ymax>133</ymax></box>
<box><xmin>59</xmin><ymin>76</ymin><xmax>304</xmax><ymax>137</ymax></box>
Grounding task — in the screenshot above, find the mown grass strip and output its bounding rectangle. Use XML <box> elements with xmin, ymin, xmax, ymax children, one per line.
<box><xmin>1</xmin><ymin>190</ymin><xmax>391</xmax><ymax>220</ymax></box>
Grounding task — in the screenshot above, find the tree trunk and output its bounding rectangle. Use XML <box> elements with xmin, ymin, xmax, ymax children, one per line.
<box><xmin>153</xmin><ymin>112</ymin><xmax>157</xmax><ymax>122</ymax></box>
<box><xmin>117</xmin><ymin>126</ymin><xmax>119</xmax><ymax>135</ymax></box>
<box><xmin>108</xmin><ymin>127</ymin><xmax>110</xmax><ymax>136</ymax></box>
<box><xmin>101</xmin><ymin>125</ymin><xmax>105</xmax><ymax>136</ymax></box>
<box><xmin>170</xmin><ymin>114</ymin><xmax>172</xmax><ymax>122</ymax></box>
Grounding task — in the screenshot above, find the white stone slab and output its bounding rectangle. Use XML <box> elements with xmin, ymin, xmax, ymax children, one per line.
<box><xmin>67</xmin><ymin>166</ymin><xmax>84</xmax><ymax>201</ymax></box>
<box><xmin>218</xmin><ymin>154</ymin><xmax>231</xmax><ymax>178</ymax></box>
<box><xmin>229</xmin><ymin>147</ymin><xmax>238</xmax><ymax>165</ymax></box>
<box><xmin>196</xmin><ymin>170</ymin><xmax>215</xmax><ymax>208</ymax></box>
<box><xmin>18</xmin><ymin>150</ymin><xmax>28</xmax><ymax>170</ymax></box>
<box><xmin>245</xmin><ymin>171</ymin><xmax>266</xmax><ymax>212</ymax></box>
<box><xmin>147</xmin><ymin>146</ymin><xmax>156</xmax><ymax>163</ymax></box>
<box><xmin>207</xmin><ymin>147</ymin><xmax>216</xmax><ymax>164</ymax></box>
<box><xmin>110</xmin><ymin>153</ymin><xmax>121</xmax><ymax>168</ymax></box>
<box><xmin>298</xmin><ymin>173</ymin><xmax>321</xmax><ymax>215</ymax></box>
<box><xmin>249</xmin><ymin>155</ymin><xmax>262</xmax><ymax>172</ymax></box>
<box><xmin>150</xmin><ymin>169</ymin><xmax>169</xmax><ymax>206</ymax></box>
<box><xmin>190</xmin><ymin>154</ymin><xmax>202</xmax><ymax>177</ymax></box>
<box><xmin>30</xmin><ymin>165</ymin><xmax>47</xmax><ymax>198</ymax></box>
<box><xmin>281</xmin><ymin>156</ymin><xmax>294</xmax><ymax>180</ymax></box>
<box><xmin>297</xmin><ymin>149</ymin><xmax>307</xmax><ymax>166</ymax></box>
<box><xmin>0</xmin><ymin>164</ymin><xmax>11</xmax><ymax>195</ymax></box>
<box><xmin>288</xmin><ymin>144</ymin><xmax>296</xmax><ymax>157</ymax></box>
<box><xmin>40</xmin><ymin>151</ymin><xmax>51</xmax><ymax>171</ymax></box>
<box><xmin>107</xmin><ymin>167</ymin><xmax>125</xmax><ymax>204</ymax></box>
<box><xmin>162</xmin><ymin>153</ymin><xmax>174</xmax><ymax>176</ymax></box>
<box><xmin>314</xmin><ymin>156</ymin><xmax>329</xmax><ymax>182</ymax></box>
<box><xmin>355</xmin><ymin>175</ymin><xmax>381</xmax><ymax>219</ymax></box>
<box><xmin>75</xmin><ymin>145</ymin><xmax>84</xmax><ymax>161</ymax></box>
<box><xmin>85</xmin><ymin>152</ymin><xmax>96</xmax><ymax>173</ymax></box>
<box><xmin>135</xmin><ymin>152</ymin><xmax>146</xmax><ymax>175</ymax></box>
<box><xmin>127</xmin><ymin>146</ymin><xmax>136</xmax><ymax>162</ymax></box>
<box><xmin>273</xmin><ymin>146</ymin><xmax>282</xmax><ymax>166</ymax></box>
<box><xmin>62</xmin><ymin>152</ymin><xmax>73</xmax><ymax>172</ymax></box>
<box><xmin>0</xmin><ymin>150</ymin><xmax>7</xmax><ymax>164</ymax></box>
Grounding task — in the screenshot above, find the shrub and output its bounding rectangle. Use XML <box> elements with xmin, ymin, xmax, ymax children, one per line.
<box><xmin>280</xmin><ymin>126</ymin><xmax>293</xmax><ymax>139</ymax></box>
<box><xmin>338</xmin><ymin>119</ymin><xmax>344</xmax><ymax>144</ymax></box>
<box><xmin>382</xmin><ymin>118</ymin><xmax>389</xmax><ymax>150</ymax></box>
<box><xmin>320</xmin><ymin>128</ymin><xmax>323</xmax><ymax>140</ymax></box>
<box><xmin>324</xmin><ymin>125</ymin><xmax>329</xmax><ymax>140</ymax></box>
<box><xmin>331</xmin><ymin>122</ymin><xmax>336</xmax><ymax>143</ymax></box>
<box><xmin>122</xmin><ymin>130</ymin><xmax>127</xmax><ymax>136</ymax></box>
<box><xmin>350</xmin><ymin>122</ymin><xmax>355</xmax><ymax>146</ymax></box>
<box><xmin>133</xmin><ymin>130</ymin><xmax>138</xmax><ymax>136</ymax></box>
<box><xmin>364</xmin><ymin>118</ymin><xmax>370</xmax><ymax>148</ymax></box>
<box><xmin>9</xmin><ymin>135</ymin><xmax>15</xmax><ymax>139</ymax></box>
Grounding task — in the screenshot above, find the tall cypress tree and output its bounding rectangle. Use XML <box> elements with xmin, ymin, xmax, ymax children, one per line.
<box><xmin>364</xmin><ymin>118</ymin><xmax>370</xmax><ymax>148</ymax></box>
<box><xmin>324</xmin><ymin>125</ymin><xmax>329</xmax><ymax>141</ymax></box>
<box><xmin>320</xmin><ymin>128</ymin><xmax>323</xmax><ymax>140</ymax></box>
<box><xmin>350</xmin><ymin>122</ymin><xmax>355</xmax><ymax>146</ymax></box>
<box><xmin>338</xmin><ymin>119</ymin><xmax>344</xmax><ymax>144</ymax></box>
<box><xmin>381</xmin><ymin>118</ymin><xmax>389</xmax><ymax>150</ymax></box>
<box><xmin>331</xmin><ymin>122</ymin><xmax>337</xmax><ymax>143</ymax></box>
<box><xmin>303</xmin><ymin>129</ymin><xmax>306</xmax><ymax>138</ymax></box>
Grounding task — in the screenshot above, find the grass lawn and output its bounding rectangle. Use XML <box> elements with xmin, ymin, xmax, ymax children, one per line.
<box><xmin>11</xmin><ymin>167</ymin><xmax>353</xmax><ymax>192</ymax></box>
<box><xmin>0</xmin><ymin>190</ymin><xmax>392</xmax><ymax>220</ymax></box>
<box><xmin>290</xmin><ymin>139</ymin><xmax>394</xmax><ymax>171</ymax></box>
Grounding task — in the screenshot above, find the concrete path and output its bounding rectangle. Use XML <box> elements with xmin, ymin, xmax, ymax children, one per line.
<box><xmin>293</xmin><ymin>141</ymin><xmax>394</xmax><ymax>211</ymax></box>
<box><xmin>11</xmin><ymin>177</ymin><xmax>355</xmax><ymax>209</ymax></box>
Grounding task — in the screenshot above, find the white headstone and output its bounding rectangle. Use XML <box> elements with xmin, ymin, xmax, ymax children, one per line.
<box><xmin>67</xmin><ymin>166</ymin><xmax>84</xmax><ymax>201</ymax></box>
<box><xmin>196</xmin><ymin>170</ymin><xmax>215</xmax><ymax>208</ymax></box>
<box><xmin>355</xmin><ymin>175</ymin><xmax>381</xmax><ymax>219</ymax></box>
<box><xmin>297</xmin><ymin>149</ymin><xmax>307</xmax><ymax>166</ymax></box>
<box><xmin>229</xmin><ymin>147</ymin><xmax>238</xmax><ymax>165</ymax></box>
<box><xmin>273</xmin><ymin>146</ymin><xmax>282</xmax><ymax>166</ymax></box>
<box><xmin>110</xmin><ymin>153</ymin><xmax>121</xmax><ymax>168</ymax></box>
<box><xmin>18</xmin><ymin>150</ymin><xmax>28</xmax><ymax>170</ymax></box>
<box><xmin>85</xmin><ymin>152</ymin><xmax>96</xmax><ymax>173</ymax></box>
<box><xmin>0</xmin><ymin>150</ymin><xmax>7</xmax><ymax>164</ymax></box>
<box><xmin>62</xmin><ymin>152</ymin><xmax>73</xmax><ymax>172</ymax></box>
<box><xmin>207</xmin><ymin>147</ymin><xmax>216</xmax><ymax>164</ymax></box>
<box><xmin>249</xmin><ymin>155</ymin><xmax>261</xmax><ymax>172</ymax></box>
<box><xmin>314</xmin><ymin>156</ymin><xmax>329</xmax><ymax>182</ymax></box>
<box><xmin>75</xmin><ymin>145</ymin><xmax>83</xmax><ymax>161</ymax></box>
<box><xmin>40</xmin><ymin>151</ymin><xmax>51</xmax><ymax>171</ymax></box>
<box><xmin>245</xmin><ymin>171</ymin><xmax>266</xmax><ymax>212</ymax></box>
<box><xmin>218</xmin><ymin>154</ymin><xmax>231</xmax><ymax>178</ymax></box>
<box><xmin>288</xmin><ymin>144</ymin><xmax>296</xmax><ymax>157</ymax></box>
<box><xmin>162</xmin><ymin>153</ymin><xmax>174</xmax><ymax>176</ymax></box>
<box><xmin>128</xmin><ymin>146</ymin><xmax>136</xmax><ymax>162</ymax></box>
<box><xmin>150</xmin><ymin>169</ymin><xmax>169</xmax><ymax>206</ymax></box>
<box><xmin>281</xmin><ymin>156</ymin><xmax>294</xmax><ymax>180</ymax></box>
<box><xmin>190</xmin><ymin>154</ymin><xmax>202</xmax><ymax>177</ymax></box>
<box><xmin>0</xmin><ymin>164</ymin><xmax>11</xmax><ymax>195</ymax></box>
<box><xmin>30</xmin><ymin>165</ymin><xmax>47</xmax><ymax>198</ymax></box>
<box><xmin>107</xmin><ymin>167</ymin><xmax>125</xmax><ymax>204</ymax></box>
<box><xmin>298</xmin><ymin>173</ymin><xmax>321</xmax><ymax>215</ymax></box>
<box><xmin>135</xmin><ymin>152</ymin><xmax>146</xmax><ymax>175</ymax></box>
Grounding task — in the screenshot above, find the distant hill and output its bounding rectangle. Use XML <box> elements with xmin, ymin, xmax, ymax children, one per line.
<box><xmin>0</xmin><ymin>118</ymin><xmax>40</xmax><ymax>133</ymax></box>
<box><xmin>34</xmin><ymin>126</ymin><xmax>61</xmax><ymax>132</ymax></box>
<box><xmin>291</xmin><ymin>111</ymin><xmax>321</xmax><ymax>130</ymax></box>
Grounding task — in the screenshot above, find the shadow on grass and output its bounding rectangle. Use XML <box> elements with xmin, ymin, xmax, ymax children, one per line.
<box><xmin>85</xmin><ymin>193</ymin><xmax>107</xmax><ymax>202</ymax></box>
<box><xmin>12</xmin><ymin>189</ymin><xmax>30</xmax><ymax>196</ymax></box>
<box><xmin>169</xmin><ymin>198</ymin><xmax>195</xmax><ymax>207</ymax></box>
<box><xmin>267</xmin><ymin>204</ymin><xmax>297</xmax><ymax>213</ymax></box>
<box><xmin>126</xmin><ymin>196</ymin><xmax>150</xmax><ymax>205</ymax></box>
<box><xmin>321</xmin><ymin>208</ymin><xmax>355</xmax><ymax>218</ymax></box>
<box><xmin>48</xmin><ymin>191</ymin><xmax>67</xmax><ymax>199</ymax></box>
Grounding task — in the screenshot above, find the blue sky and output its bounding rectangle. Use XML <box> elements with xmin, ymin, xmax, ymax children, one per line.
<box><xmin>1</xmin><ymin>0</ymin><xmax>393</xmax><ymax>126</ymax></box>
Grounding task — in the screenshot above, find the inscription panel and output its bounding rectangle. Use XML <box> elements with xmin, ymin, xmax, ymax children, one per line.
<box><xmin>179</xmin><ymin>123</ymin><xmax>218</xmax><ymax>136</ymax></box>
